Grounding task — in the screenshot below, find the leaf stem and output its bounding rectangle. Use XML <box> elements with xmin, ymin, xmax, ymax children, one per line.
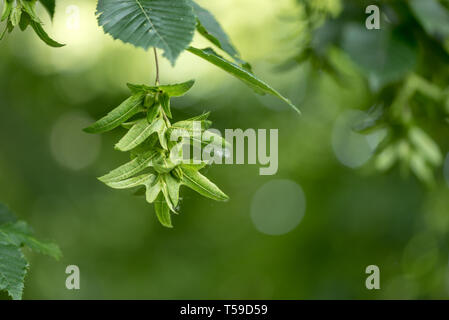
<box><xmin>153</xmin><ymin>47</ymin><xmax>160</xmax><ymax>85</ymax></box>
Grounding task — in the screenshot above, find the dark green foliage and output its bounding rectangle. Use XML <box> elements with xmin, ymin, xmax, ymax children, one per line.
<box><xmin>0</xmin><ymin>0</ymin><xmax>63</xmax><ymax>46</ymax></box>
<box><xmin>0</xmin><ymin>203</ymin><xmax>61</xmax><ymax>300</ymax></box>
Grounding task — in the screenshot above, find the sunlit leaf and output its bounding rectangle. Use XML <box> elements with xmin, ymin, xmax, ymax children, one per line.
<box><xmin>84</xmin><ymin>93</ymin><xmax>145</xmax><ymax>134</ymax></box>
<box><xmin>127</xmin><ymin>80</ymin><xmax>195</xmax><ymax>97</ymax></box>
<box><xmin>115</xmin><ymin>118</ymin><xmax>165</xmax><ymax>151</ymax></box>
<box><xmin>181</xmin><ymin>166</ymin><xmax>228</xmax><ymax>201</ymax></box>
<box><xmin>154</xmin><ymin>194</ymin><xmax>172</xmax><ymax>228</ymax></box>
<box><xmin>190</xmin><ymin>1</ymin><xmax>250</xmax><ymax>69</ymax></box>
<box><xmin>409</xmin><ymin>0</ymin><xmax>449</xmax><ymax>40</ymax></box>
<box><xmin>104</xmin><ymin>173</ymin><xmax>156</xmax><ymax>190</ymax></box>
<box><xmin>99</xmin><ymin>150</ymin><xmax>159</xmax><ymax>183</ymax></box>
<box><xmin>96</xmin><ymin>0</ymin><xmax>196</xmax><ymax>65</ymax></box>
<box><xmin>408</xmin><ymin>127</ymin><xmax>442</xmax><ymax>166</ymax></box>
<box><xmin>187</xmin><ymin>47</ymin><xmax>300</xmax><ymax>113</ymax></box>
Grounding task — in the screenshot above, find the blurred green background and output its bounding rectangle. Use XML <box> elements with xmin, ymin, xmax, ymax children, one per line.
<box><xmin>2</xmin><ymin>0</ymin><xmax>449</xmax><ymax>299</ymax></box>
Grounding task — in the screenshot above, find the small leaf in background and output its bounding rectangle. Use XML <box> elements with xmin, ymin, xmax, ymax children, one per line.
<box><xmin>375</xmin><ymin>144</ymin><xmax>397</xmax><ymax>172</ymax></box>
<box><xmin>408</xmin><ymin>127</ymin><xmax>443</xmax><ymax>166</ymax></box>
<box><xmin>342</xmin><ymin>23</ymin><xmax>417</xmax><ymax>90</ymax></box>
<box><xmin>409</xmin><ymin>0</ymin><xmax>449</xmax><ymax>40</ymax></box>
<box><xmin>187</xmin><ymin>47</ymin><xmax>300</xmax><ymax>113</ymax></box>
<box><xmin>181</xmin><ymin>165</ymin><xmax>228</xmax><ymax>201</ymax></box>
<box><xmin>84</xmin><ymin>93</ymin><xmax>145</xmax><ymax>133</ymax></box>
<box><xmin>410</xmin><ymin>152</ymin><xmax>434</xmax><ymax>186</ymax></box>
<box><xmin>96</xmin><ymin>0</ymin><xmax>196</xmax><ymax>65</ymax></box>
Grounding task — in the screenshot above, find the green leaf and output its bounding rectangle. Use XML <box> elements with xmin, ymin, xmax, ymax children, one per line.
<box><xmin>145</xmin><ymin>179</ymin><xmax>161</xmax><ymax>203</ymax></box>
<box><xmin>375</xmin><ymin>145</ymin><xmax>397</xmax><ymax>172</ymax></box>
<box><xmin>187</xmin><ymin>47</ymin><xmax>300</xmax><ymax>113</ymax></box>
<box><xmin>0</xmin><ymin>221</ymin><xmax>61</xmax><ymax>260</ymax></box>
<box><xmin>409</xmin><ymin>0</ymin><xmax>449</xmax><ymax>40</ymax></box>
<box><xmin>0</xmin><ymin>25</ymin><xmax>8</xmax><ymax>41</ymax></box>
<box><xmin>152</xmin><ymin>153</ymin><xmax>179</xmax><ymax>174</ymax></box>
<box><xmin>184</xmin><ymin>112</ymin><xmax>210</xmax><ymax>121</ymax></box>
<box><xmin>202</xmin><ymin>130</ymin><xmax>231</xmax><ymax>149</ymax></box>
<box><xmin>171</xmin><ymin>118</ymin><xmax>212</xmax><ymax>132</ymax></box>
<box><xmin>410</xmin><ymin>153</ymin><xmax>434</xmax><ymax>186</ymax></box>
<box><xmin>181</xmin><ymin>162</ymin><xmax>208</xmax><ymax>171</ymax></box>
<box><xmin>127</xmin><ymin>80</ymin><xmax>195</xmax><ymax>97</ymax></box>
<box><xmin>84</xmin><ymin>93</ymin><xmax>145</xmax><ymax>134</ymax></box>
<box><xmin>147</xmin><ymin>104</ymin><xmax>161</xmax><ymax>124</ymax></box>
<box><xmin>190</xmin><ymin>1</ymin><xmax>249</xmax><ymax>69</ymax></box>
<box><xmin>165</xmin><ymin>173</ymin><xmax>181</xmax><ymax>207</ymax></box>
<box><xmin>99</xmin><ymin>150</ymin><xmax>159</xmax><ymax>183</ymax></box>
<box><xmin>154</xmin><ymin>194</ymin><xmax>173</xmax><ymax>228</ymax></box>
<box><xmin>104</xmin><ymin>173</ymin><xmax>156</xmax><ymax>189</ymax></box>
<box><xmin>156</xmin><ymin>120</ymin><xmax>168</xmax><ymax>150</ymax></box>
<box><xmin>115</xmin><ymin>118</ymin><xmax>165</xmax><ymax>151</ymax></box>
<box><xmin>10</xmin><ymin>5</ymin><xmax>22</xmax><ymax>27</ymax></box>
<box><xmin>130</xmin><ymin>134</ymin><xmax>159</xmax><ymax>158</ymax></box>
<box><xmin>1</xmin><ymin>0</ymin><xmax>12</xmax><ymax>22</ymax></box>
<box><xmin>22</xmin><ymin>0</ymin><xmax>41</xmax><ymax>23</ymax></box>
<box><xmin>30</xmin><ymin>20</ymin><xmax>64</xmax><ymax>47</ymax></box>
<box><xmin>342</xmin><ymin>24</ymin><xmax>417</xmax><ymax>89</ymax></box>
<box><xmin>158</xmin><ymin>80</ymin><xmax>195</xmax><ymax>96</ymax></box>
<box><xmin>0</xmin><ymin>245</ymin><xmax>28</xmax><ymax>300</ymax></box>
<box><xmin>19</xmin><ymin>12</ymin><xmax>31</xmax><ymax>31</ymax></box>
<box><xmin>408</xmin><ymin>127</ymin><xmax>442</xmax><ymax>166</ymax></box>
<box><xmin>181</xmin><ymin>166</ymin><xmax>228</xmax><ymax>201</ymax></box>
<box><xmin>96</xmin><ymin>0</ymin><xmax>196</xmax><ymax>65</ymax></box>
<box><xmin>160</xmin><ymin>93</ymin><xmax>172</xmax><ymax>118</ymax></box>
<box><xmin>38</xmin><ymin>0</ymin><xmax>56</xmax><ymax>20</ymax></box>
<box><xmin>160</xmin><ymin>177</ymin><xmax>177</xmax><ymax>213</ymax></box>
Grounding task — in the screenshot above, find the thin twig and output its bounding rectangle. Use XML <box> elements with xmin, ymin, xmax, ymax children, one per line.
<box><xmin>153</xmin><ymin>47</ymin><xmax>160</xmax><ymax>85</ymax></box>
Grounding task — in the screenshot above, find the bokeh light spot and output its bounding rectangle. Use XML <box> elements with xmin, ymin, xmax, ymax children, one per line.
<box><xmin>332</xmin><ymin>110</ymin><xmax>384</xmax><ymax>168</ymax></box>
<box><xmin>251</xmin><ymin>179</ymin><xmax>306</xmax><ymax>235</ymax></box>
